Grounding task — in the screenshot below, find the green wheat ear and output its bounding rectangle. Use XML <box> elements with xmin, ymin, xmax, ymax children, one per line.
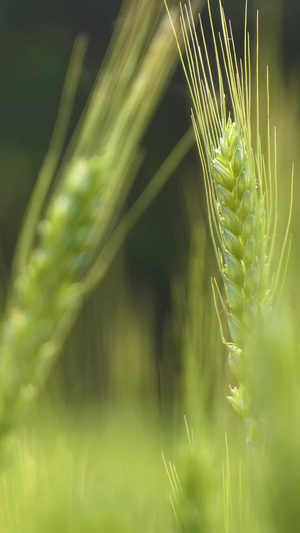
<box><xmin>165</xmin><ymin>0</ymin><xmax>293</xmax><ymax>442</ymax></box>
<box><xmin>0</xmin><ymin>0</ymin><xmax>195</xmax><ymax>445</ymax></box>
<box><xmin>213</xmin><ymin>119</ymin><xmax>269</xmax><ymax>356</ymax></box>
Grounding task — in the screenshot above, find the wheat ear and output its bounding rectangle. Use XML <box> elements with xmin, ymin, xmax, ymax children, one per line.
<box><xmin>0</xmin><ymin>0</ymin><xmax>190</xmax><ymax>442</ymax></box>
<box><xmin>165</xmin><ymin>0</ymin><xmax>292</xmax><ymax>442</ymax></box>
<box><xmin>211</xmin><ymin>119</ymin><xmax>270</xmax><ymax>427</ymax></box>
<box><xmin>0</xmin><ymin>158</ymin><xmax>105</xmax><ymax>436</ymax></box>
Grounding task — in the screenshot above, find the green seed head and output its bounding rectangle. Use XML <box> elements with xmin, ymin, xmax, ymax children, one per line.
<box><xmin>242</xmin><ymin>213</ymin><xmax>255</xmax><ymax>242</ymax></box>
<box><xmin>216</xmin><ymin>182</ymin><xmax>237</xmax><ymax>210</ymax></box>
<box><xmin>243</xmin><ymin>236</ymin><xmax>256</xmax><ymax>267</ymax></box>
<box><xmin>227</xmin><ymin>313</ymin><xmax>244</xmax><ymax>348</ymax></box>
<box><xmin>231</xmin><ymin>143</ymin><xmax>244</xmax><ymax>176</ymax></box>
<box><xmin>225</xmin><ymin>279</ymin><xmax>245</xmax><ymax>314</ymax></box>
<box><xmin>213</xmin><ymin>158</ymin><xmax>235</xmax><ymax>190</ymax></box>
<box><xmin>243</xmin><ymin>262</ymin><xmax>260</xmax><ymax>297</ymax></box>
<box><xmin>227</xmin><ymin>385</ymin><xmax>249</xmax><ymax>419</ymax></box>
<box><xmin>223</xmin><ymin>227</ymin><xmax>244</xmax><ymax>259</ymax></box>
<box><xmin>228</xmin><ymin>345</ymin><xmax>247</xmax><ymax>381</ymax></box>
<box><xmin>239</xmin><ymin>189</ymin><xmax>255</xmax><ymax>221</ymax></box>
<box><xmin>221</xmin><ymin>206</ymin><xmax>242</xmax><ymax>235</ymax></box>
<box><xmin>224</xmin><ymin>252</ymin><xmax>245</xmax><ymax>285</ymax></box>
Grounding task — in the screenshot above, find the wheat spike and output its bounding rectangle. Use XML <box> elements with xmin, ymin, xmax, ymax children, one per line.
<box><xmin>0</xmin><ymin>0</ymin><xmax>187</xmax><ymax>443</ymax></box>
<box><xmin>165</xmin><ymin>0</ymin><xmax>292</xmax><ymax>442</ymax></box>
<box><xmin>213</xmin><ymin>119</ymin><xmax>270</xmax><ymax>413</ymax></box>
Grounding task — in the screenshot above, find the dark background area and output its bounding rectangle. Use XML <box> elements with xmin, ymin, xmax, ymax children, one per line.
<box><xmin>0</xmin><ymin>0</ymin><xmax>298</xmax><ymax>401</ymax></box>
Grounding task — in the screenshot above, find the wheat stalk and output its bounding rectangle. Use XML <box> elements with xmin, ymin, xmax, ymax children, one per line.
<box><xmin>165</xmin><ymin>0</ymin><xmax>292</xmax><ymax>443</ymax></box>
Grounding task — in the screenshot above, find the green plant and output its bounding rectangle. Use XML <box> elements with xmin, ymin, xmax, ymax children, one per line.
<box><xmin>0</xmin><ymin>0</ymin><xmax>200</xmax><ymax>446</ymax></box>
<box><xmin>165</xmin><ymin>0</ymin><xmax>292</xmax><ymax>444</ymax></box>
